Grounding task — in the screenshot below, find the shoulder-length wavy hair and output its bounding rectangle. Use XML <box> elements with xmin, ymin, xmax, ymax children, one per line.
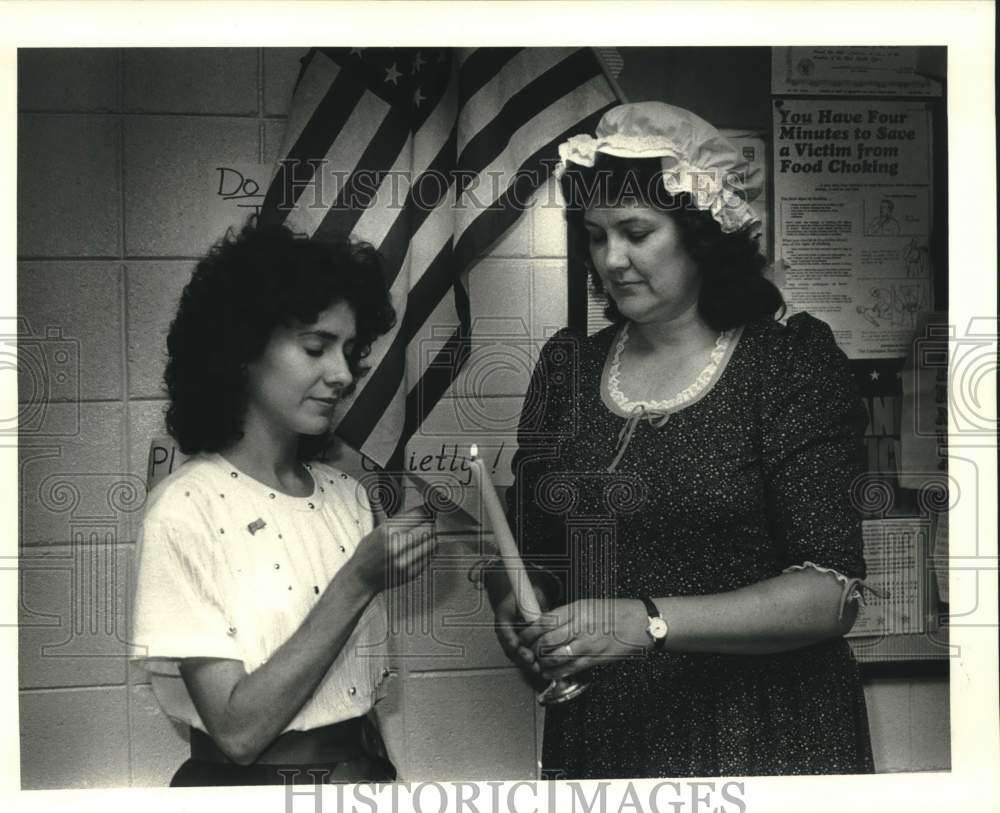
<box><xmin>559</xmin><ymin>154</ymin><xmax>784</xmax><ymax>330</ymax></box>
<box><xmin>164</xmin><ymin>221</ymin><xmax>396</xmax><ymax>457</ymax></box>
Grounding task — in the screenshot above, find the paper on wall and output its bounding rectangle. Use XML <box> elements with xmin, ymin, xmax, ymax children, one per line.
<box><xmin>848</xmin><ymin>518</ymin><xmax>930</xmax><ymax>637</ymax></box>
<box><xmin>899</xmin><ymin>311</ymin><xmax>949</xmax><ymax>485</ymax></box>
<box><xmin>772</xmin><ymin>99</ymin><xmax>934</xmax><ymax>358</ymax></box>
<box><xmin>772</xmin><ymin>47</ymin><xmax>943</xmax><ymax>97</ymax></box>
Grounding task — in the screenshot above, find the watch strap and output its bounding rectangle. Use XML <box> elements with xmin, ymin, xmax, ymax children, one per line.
<box><xmin>639</xmin><ymin>595</ymin><xmax>659</xmax><ymax>620</ymax></box>
<box><xmin>638</xmin><ymin>595</ymin><xmax>667</xmax><ymax>651</ymax></box>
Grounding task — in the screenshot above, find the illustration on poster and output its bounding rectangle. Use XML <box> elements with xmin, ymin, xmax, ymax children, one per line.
<box><xmin>868</xmin><ymin>199</ymin><xmax>901</xmax><ymax>236</ymax></box>
<box><xmin>904</xmin><ymin>237</ymin><xmax>929</xmax><ymax>277</ymax></box>
<box><xmin>856</xmin><ymin>284</ymin><xmax>926</xmax><ymax>329</ymax></box>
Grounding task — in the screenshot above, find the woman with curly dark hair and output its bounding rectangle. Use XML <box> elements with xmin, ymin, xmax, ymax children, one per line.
<box><xmin>131</xmin><ymin>222</ymin><xmax>436</xmax><ymax>786</ymax></box>
<box><xmin>488</xmin><ymin>103</ymin><xmax>876</xmax><ymax>777</ymax></box>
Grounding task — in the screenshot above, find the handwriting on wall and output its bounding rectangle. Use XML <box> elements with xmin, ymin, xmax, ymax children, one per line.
<box><xmin>214</xmin><ymin>165</ymin><xmax>270</xmax><ymax>220</ymax></box>
<box><xmin>360</xmin><ymin>442</ymin><xmax>505</xmax><ymax>485</ymax></box>
<box><xmin>147</xmin><ymin>436</ymin><xmax>501</xmax><ymax>492</ymax></box>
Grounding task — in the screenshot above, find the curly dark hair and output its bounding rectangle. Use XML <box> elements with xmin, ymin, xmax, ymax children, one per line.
<box><xmin>560</xmin><ymin>154</ymin><xmax>784</xmax><ymax>330</ymax></box>
<box><xmin>164</xmin><ymin>221</ymin><xmax>396</xmax><ymax>456</ymax></box>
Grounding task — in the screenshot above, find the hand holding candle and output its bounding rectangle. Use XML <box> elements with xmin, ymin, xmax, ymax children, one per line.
<box><xmin>471</xmin><ymin>444</ymin><xmax>588</xmax><ymax>706</ymax></box>
<box><xmin>469</xmin><ymin>444</ymin><xmax>541</xmax><ymax>621</ymax></box>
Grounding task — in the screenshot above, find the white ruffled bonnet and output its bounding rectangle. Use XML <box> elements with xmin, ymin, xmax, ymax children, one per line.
<box><xmin>556</xmin><ymin>102</ymin><xmax>762</xmax><ymax>234</ymax></box>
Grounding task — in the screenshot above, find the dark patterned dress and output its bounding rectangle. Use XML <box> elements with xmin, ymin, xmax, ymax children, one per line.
<box><xmin>506</xmin><ymin>312</ymin><xmax>875</xmax><ymax>778</ymax></box>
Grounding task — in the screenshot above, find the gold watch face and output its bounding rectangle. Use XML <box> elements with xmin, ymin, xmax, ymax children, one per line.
<box><xmin>647</xmin><ymin>617</ymin><xmax>668</xmax><ymax>640</ymax></box>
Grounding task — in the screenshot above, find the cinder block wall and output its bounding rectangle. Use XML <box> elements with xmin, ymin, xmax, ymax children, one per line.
<box><xmin>16</xmin><ymin>47</ymin><xmax>558</xmax><ymax>788</ymax></box>
<box><xmin>16</xmin><ymin>48</ymin><xmax>948</xmax><ymax>789</ymax></box>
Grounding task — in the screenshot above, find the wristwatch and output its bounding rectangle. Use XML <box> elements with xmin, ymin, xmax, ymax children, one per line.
<box><xmin>639</xmin><ymin>596</ymin><xmax>668</xmax><ymax>652</ymax></box>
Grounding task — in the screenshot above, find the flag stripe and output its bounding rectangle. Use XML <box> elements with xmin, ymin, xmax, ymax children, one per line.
<box><xmin>377</xmin><ymin>128</ymin><xmax>457</xmax><ymax>288</ymax></box>
<box><xmin>272</xmin><ymin>50</ymin><xmax>337</xmax><ymax>177</ymax></box>
<box><xmin>455</xmin><ymin>93</ymin><xmax>615</xmax><ymax>267</ymax></box>
<box><xmin>278</xmin><ymin>90</ymin><xmax>392</xmax><ymax>236</ymax></box>
<box><xmin>312</xmin><ymin>104</ymin><xmax>413</xmax><ymax>243</ymax></box>
<box><xmin>388</xmin><ymin>316</ymin><xmax>471</xmax><ymax>471</ymax></box>
<box><xmin>457</xmin><ymin>49</ymin><xmax>602</xmax><ymax>181</ymax></box>
<box><xmin>457</xmin><ymin>47</ymin><xmax>523</xmax><ymax>108</ymax></box>
<box><xmin>337</xmin><ymin>239</ymin><xmax>455</xmax><ymax>446</ymax></box>
<box><xmin>459</xmin><ymin>48</ymin><xmax>573</xmax><ymax>149</ymax></box>
<box><xmin>454</xmin><ymin>74</ymin><xmax>615</xmax><ymax>242</ymax></box>
<box><xmin>409</xmin><ymin>52</ymin><xmax>455</xmax><ymax>132</ymax></box>
<box><xmin>346</xmin><ymin>76</ymin><xmax>615</xmax><ymax>456</ymax></box>
<box><xmin>261</xmin><ymin>68</ymin><xmax>367</xmax><ymax>223</ymax></box>
<box><xmin>349</xmin><ymin>68</ymin><xmax>457</xmax><ymax>250</ymax></box>
<box><xmin>343</xmin><ymin>190</ymin><xmax>456</xmax><ymax>421</ymax></box>
<box><xmin>377</xmin><ymin>104</ymin><xmax>613</xmax><ymax>459</ymax></box>
<box><xmin>372</xmin><ymin>107</ymin><xmax>616</xmax><ymax>461</ymax></box>
<box><xmin>265</xmin><ymin>47</ymin><xmax>621</xmax><ymax>468</ymax></box>
<box><xmin>265</xmin><ymin>76</ymin><xmax>368</xmax><ymax>220</ymax></box>
<box><xmin>316</xmin><ymin>48</ymin><xmax>409</xmax><ymax>104</ymax></box>
<box><xmin>348</xmin><ymin>137</ymin><xmax>415</xmax><ymax>249</ymax></box>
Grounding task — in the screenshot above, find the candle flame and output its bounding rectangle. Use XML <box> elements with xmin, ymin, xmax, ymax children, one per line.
<box><xmin>469</xmin><ymin>444</ymin><xmax>479</xmax><ymax>459</ymax></box>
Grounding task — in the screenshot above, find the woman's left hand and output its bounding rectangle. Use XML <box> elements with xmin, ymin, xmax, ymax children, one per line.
<box><xmin>517</xmin><ymin>599</ymin><xmax>650</xmax><ymax>680</ymax></box>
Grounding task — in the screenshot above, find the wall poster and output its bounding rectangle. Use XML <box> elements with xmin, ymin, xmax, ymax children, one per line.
<box><xmin>772</xmin><ymin>99</ymin><xmax>934</xmax><ymax>359</ymax></box>
<box><xmin>772</xmin><ymin>46</ymin><xmax>944</xmax><ymax>98</ymax></box>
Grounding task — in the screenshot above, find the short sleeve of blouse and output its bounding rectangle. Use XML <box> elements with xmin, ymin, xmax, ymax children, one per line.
<box><xmin>760</xmin><ymin>313</ymin><xmax>868</xmax><ymax>579</ymax></box>
<box><xmin>130</xmin><ymin>493</ymin><xmax>242</xmax><ymax>676</ymax></box>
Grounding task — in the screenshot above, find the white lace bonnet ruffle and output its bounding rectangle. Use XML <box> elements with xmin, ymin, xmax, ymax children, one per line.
<box><xmin>555</xmin><ymin>102</ymin><xmax>762</xmax><ymax>234</ymax></box>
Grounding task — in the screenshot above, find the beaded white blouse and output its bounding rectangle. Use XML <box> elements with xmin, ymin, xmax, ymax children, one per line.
<box><xmin>130</xmin><ymin>453</ymin><xmax>389</xmax><ymax>733</ymax></box>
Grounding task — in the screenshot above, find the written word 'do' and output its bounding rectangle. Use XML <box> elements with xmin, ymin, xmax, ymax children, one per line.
<box><xmin>216</xmin><ymin>167</ymin><xmax>263</xmax><ymax>201</ymax></box>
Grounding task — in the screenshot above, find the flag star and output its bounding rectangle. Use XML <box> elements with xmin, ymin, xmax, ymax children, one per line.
<box><xmin>869</xmin><ymin>370</ymin><xmax>880</xmax><ymax>381</ymax></box>
<box><xmin>412</xmin><ymin>51</ymin><xmax>425</xmax><ymax>73</ymax></box>
<box><xmin>384</xmin><ymin>62</ymin><xmax>401</xmax><ymax>85</ymax></box>
<box><xmin>413</xmin><ymin>86</ymin><xmax>426</xmax><ymax>107</ymax></box>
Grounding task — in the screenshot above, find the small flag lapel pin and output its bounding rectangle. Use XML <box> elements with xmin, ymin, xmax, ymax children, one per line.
<box><xmin>247</xmin><ymin>518</ymin><xmax>266</xmax><ymax>535</ymax></box>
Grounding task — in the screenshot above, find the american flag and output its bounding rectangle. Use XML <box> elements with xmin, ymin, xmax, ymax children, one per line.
<box><xmin>261</xmin><ymin>47</ymin><xmax>618</xmax><ymax>471</ymax></box>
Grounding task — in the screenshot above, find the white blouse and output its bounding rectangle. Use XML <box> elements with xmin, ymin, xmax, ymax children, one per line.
<box><xmin>130</xmin><ymin>453</ymin><xmax>389</xmax><ymax>733</ymax></box>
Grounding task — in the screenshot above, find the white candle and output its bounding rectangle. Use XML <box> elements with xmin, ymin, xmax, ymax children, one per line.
<box><xmin>469</xmin><ymin>445</ymin><xmax>542</xmax><ymax>620</ymax></box>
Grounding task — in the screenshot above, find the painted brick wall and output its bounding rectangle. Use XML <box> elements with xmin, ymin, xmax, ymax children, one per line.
<box><xmin>16</xmin><ymin>47</ymin><xmax>948</xmax><ymax>789</ymax></box>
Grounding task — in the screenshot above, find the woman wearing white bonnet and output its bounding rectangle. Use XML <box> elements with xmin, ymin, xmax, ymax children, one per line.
<box><xmin>488</xmin><ymin>102</ymin><xmax>876</xmax><ymax>777</ymax></box>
